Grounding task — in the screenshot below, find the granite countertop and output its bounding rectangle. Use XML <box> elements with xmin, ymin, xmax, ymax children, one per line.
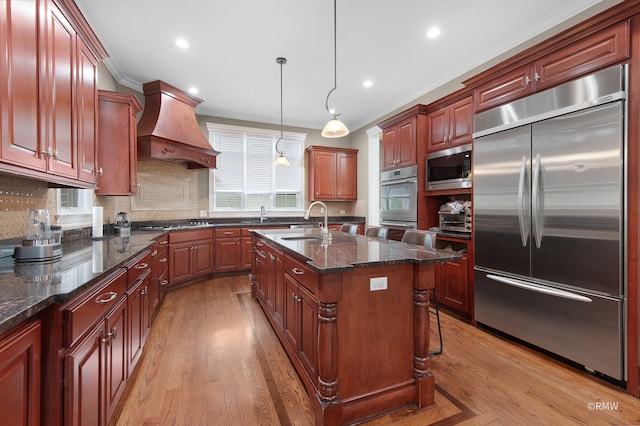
<box><xmin>0</xmin><ymin>232</ymin><xmax>163</xmax><ymax>335</ymax></box>
<box><xmin>253</xmin><ymin>228</ymin><xmax>463</xmax><ymax>274</ymax></box>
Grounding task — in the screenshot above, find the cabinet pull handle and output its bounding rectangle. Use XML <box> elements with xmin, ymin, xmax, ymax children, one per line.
<box><xmin>141</xmin><ymin>286</ymin><xmax>148</xmax><ymax>296</ymax></box>
<box><xmin>159</xmin><ymin>258</ymin><xmax>168</xmax><ymax>263</ymax></box>
<box><xmin>224</xmin><ymin>231</ymin><xmax>234</xmax><ymax>235</ymax></box>
<box><xmin>159</xmin><ymin>241</ymin><xmax>168</xmax><ymax>245</ymax></box>
<box><xmin>135</xmin><ymin>263</ymin><xmax>149</xmax><ymax>270</ymax></box>
<box><xmin>151</xmin><ymin>250</ymin><xmax>158</xmax><ymax>257</ymax></box>
<box><xmin>525</xmin><ymin>74</ymin><xmax>531</xmax><ymax>85</ymax></box>
<box><xmin>292</xmin><ymin>267</ymin><xmax>304</xmax><ymax>275</ymax></box>
<box><xmin>269</xmin><ymin>254</ymin><xmax>276</xmax><ymax>261</ymax></box>
<box><xmin>534</xmin><ymin>72</ymin><xmax>541</xmax><ymax>81</ymax></box>
<box><xmin>292</xmin><ymin>292</ymin><xmax>297</xmax><ymax>302</ymax></box>
<box><xmin>95</xmin><ymin>291</ymin><xmax>117</xmax><ymax>304</ymax></box>
<box><xmin>161</xmin><ymin>280</ymin><xmax>169</xmax><ymax>286</ymax></box>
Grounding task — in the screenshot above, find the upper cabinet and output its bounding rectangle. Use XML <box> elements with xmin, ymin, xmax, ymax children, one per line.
<box><xmin>474</xmin><ymin>21</ymin><xmax>629</xmax><ymax>113</ymax></box>
<box><xmin>0</xmin><ymin>0</ymin><xmax>106</xmax><ymax>188</ymax></box>
<box><xmin>96</xmin><ymin>91</ymin><xmax>142</xmax><ymax>195</ymax></box>
<box><xmin>306</xmin><ymin>146</ymin><xmax>358</xmax><ymax>201</ymax></box>
<box><xmin>379</xmin><ymin>105</ymin><xmax>428</xmax><ymax>171</ymax></box>
<box><xmin>426</xmin><ymin>96</ymin><xmax>473</xmax><ymax>153</ymax></box>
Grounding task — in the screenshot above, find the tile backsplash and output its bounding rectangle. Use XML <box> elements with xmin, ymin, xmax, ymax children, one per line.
<box><xmin>0</xmin><ymin>175</ymin><xmax>50</xmax><ymax>239</ymax></box>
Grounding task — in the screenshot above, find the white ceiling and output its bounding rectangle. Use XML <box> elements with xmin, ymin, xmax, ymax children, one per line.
<box><xmin>74</xmin><ymin>0</ymin><xmax>621</xmax><ymax>133</ymax></box>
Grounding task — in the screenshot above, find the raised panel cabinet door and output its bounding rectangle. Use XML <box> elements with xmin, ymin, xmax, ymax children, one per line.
<box><xmin>473</xmin><ymin>64</ymin><xmax>535</xmax><ymax>113</ymax></box>
<box><xmin>298</xmin><ymin>284</ymin><xmax>318</xmax><ymax>380</ymax></box>
<box><xmin>193</xmin><ymin>239</ymin><xmax>213</xmax><ymax>276</ymax></box>
<box><xmin>273</xmin><ymin>248</ymin><xmax>285</xmax><ymax>329</ymax></box>
<box><xmin>241</xmin><ymin>236</ymin><xmax>253</xmax><ymax>269</ymax></box>
<box><xmin>127</xmin><ymin>279</ymin><xmax>144</xmax><ymax>379</ymax></box>
<box><xmin>534</xmin><ymin>22</ymin><xmax>630</xmax><ymax>91</ymax></box>
<box><xmin>46</xmin><ymin>2</ymin><xmax>76</xmax><ymax>178</ymax></box>
<box><xmin>169</xmin><ymin>242</ymin><xmax>193</xmax><ymax>284</ymax></box>
<box><xmin>0</xmin><ymin>0</ymin><xmax>47</xmax><ymax>170</ymax></box>
<box><xmin>427</xmin><ymin>109</ymin><xmax>448</xmax><ymax>152</ymax></box>
<box><xmin>310</xmin><ymin>149</ymin><xmax>337</xmax><ymax>200</ymax></box>
<box><xmin>253</xmin><ymin>246</ymin><xmax>267</xmax><ymax>300</ymax></box>
<box><xmin>397</xmin><ymin>118</ymin><xmax>417</xmax><ymax>168</ymax></box>
<box><xmin>76</xmin><ymin>37</ymin><xmax>99</xmax><ymax>183</ymax></box>
<box><xmin>381</xmin><ymin>126</ymin><xmax>398</xmax><ymax>171</ymax></box>
<box><xmin>215</xmin><ymin>238</ymin><xmax>241</xmax><ymax>272</ymax></box>
<box><xmin>282</xmin><ymin>274</ymin><xmax>299</xmax><ymax>351</ymax></box>
<box><xmin>0</xmin><ymin>320</ymin><xmax>41</xmax><ymax>426</ymax></box>
<box><xmin>105</xmin><ymin>297</ymin><xmax>127</xmax><ymax>422</ymax></box>
<box><xmin>449</xmin><ymin>97</ymin><xmax>473</xmax><ymax>147</ymax></box>
<box><xmin>439</xmin><ymin>255</ymin><xmax>469</xmax><ymax>313</ymax></box>
<box><xmin>64</xmin><ymin>322</ymin><xmax>104</xmax><ymax>426</ymax></box>
<box><xmin>336</xmin><ymin>151</ymin><xmax>357</xmax><ymax>200</ymax></box>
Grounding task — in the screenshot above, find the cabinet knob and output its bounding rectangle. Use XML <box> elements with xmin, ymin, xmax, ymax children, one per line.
<box><xmin>525</xmin><ymin>74</ymin><xmax>531</xmax><ymax>85</ymax></box>
<box><xmin>534</xmin><ymin>72</ymin><xmax>541</xmax><ymax>81</ymax></box>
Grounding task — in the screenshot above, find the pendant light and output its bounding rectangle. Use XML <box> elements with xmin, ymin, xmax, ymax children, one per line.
<box><xmin>321</xmin><ymin>0</ymin><xmax>349</xmax><ymax>138</ymax></box>
<box><xmin>274</xmin><ymin>57</ymin><xmax>290</xmax><ymax>166</ymax></box>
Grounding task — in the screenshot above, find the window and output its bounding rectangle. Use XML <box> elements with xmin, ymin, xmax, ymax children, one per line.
<box><xmin>206</xmin><ymin>123</ymin><xmax>305</xmax><ymax>212</ymax></box>
<box><xmin>56</xmin><ymin>188</ymin><xmax>93</xmax><ymax>228</ymax></box>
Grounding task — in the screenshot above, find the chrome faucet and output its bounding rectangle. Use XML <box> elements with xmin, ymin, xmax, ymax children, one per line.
<box><xmin>304</xmin><ymin>201</ymin><xmax>330</xmax><ymax>240</ymax></box>
<box><xmin>260</xmin><ymin>205</ymin><xmax>267</xmax><ymax>223</ymax></box>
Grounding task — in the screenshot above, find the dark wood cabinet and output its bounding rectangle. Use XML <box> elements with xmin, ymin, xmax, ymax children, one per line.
<box><xmin>126</xmin><ymin>273</ymin><xmax>150</xmax><ymax>378</ymax></box>
<box><xmin>76</xmin><ymin>36</ymin><xmax>99</xmax><ymax>184</ymax></box>
<box><xmin>214</xmin><ymin>228</ymin><xmax>242</xmax><ymax>272</ymax></box>
<box><xmin>151</xmin><ymin>236</ymin><xmax>169</xmax><ymax>310</ymax></box>
<box><xmin>426</xmin><ymin>97</ymin><xmax>473</xmax><ymax>152</ymax></box>
<box><xmin>474</xmin><ymin>21</ymin><xmax>629</xmax><ymax>112</ymax></box>
<box><xmin>169</xmin><ymin>229</ymin><xmax>214</xmax><ymax>285</ymax></box>
<box><xmin>306</xmin><ymin>146</ymin><xmax>358</xmax><ymax>201</ymax></box>
<box><xmin>96</xmin><ymin>91</ymin><xmax>142</xmax><ymax>195</ymax></box>
<box><xmin>379</xmin><ymin>105</ymin><xmax>429</xmax><ymax>171</ymax></box>
<box><xmin>437</xmin><ymin>254</ymin><xmax>469</xmax><ymax>313</ymax></box>
<box><xmin>0</xmin><ymin>319</ymin><xmax>41</xmax><ymax>426</ymax></box>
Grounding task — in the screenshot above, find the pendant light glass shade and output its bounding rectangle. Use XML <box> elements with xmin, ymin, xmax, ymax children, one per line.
<box><xmin>321</xmin><ymin>116</ymin><xmax>349</xmax><ymax>138</ymax></box>
<box><xmin>274</xmin><ymin>57</ymin><xmax>289</xmax><ymax>166</ymax></box>
<box><xmin>322</xmin><ymin>0</ymin><xmax>349</xmax><ymax>138</ymax></box>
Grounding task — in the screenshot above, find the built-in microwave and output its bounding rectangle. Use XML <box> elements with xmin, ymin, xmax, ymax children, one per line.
<box><xmin>426</xmin><ymin>143</ymin><xmax>472</xmax><ymax>191</ymax></box>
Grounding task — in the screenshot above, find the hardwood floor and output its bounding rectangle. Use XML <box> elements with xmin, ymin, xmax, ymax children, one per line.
<box><xmin>112</xmin><ymin>275</ymin><xmax>640</xmax><ymax>425</ymax></box>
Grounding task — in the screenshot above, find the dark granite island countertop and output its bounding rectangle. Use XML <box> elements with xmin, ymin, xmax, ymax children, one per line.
<box><xmin>251</xmin><ymin>227</ymin><xmax>462</xmax><ymax>272</ymax></box>
<box><xmin>0</xmin><ymin>232</ymin><xmax>164</xmax><ymax>335</ymax></box>
<box><xmin>250</xmin><ymin>227</ymin><xmax>461</xmax><ymax>425</ymax></box>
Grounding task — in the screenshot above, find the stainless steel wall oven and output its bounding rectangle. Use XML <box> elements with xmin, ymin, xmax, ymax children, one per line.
<box><xmin>380</xmin><ymin>165</ymin><xmax>418</xmax><ymax>229</ymax></box>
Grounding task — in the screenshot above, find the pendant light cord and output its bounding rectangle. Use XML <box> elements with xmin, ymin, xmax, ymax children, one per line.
<box><xmin>325</xmin><ymin>0</ymin><xmax>339</xmax><ymax>117</ymax></box>
<box><xmin>276</xmin><ymin>57</ymin><xmax>287</xmax><ymax>153</ymax></box>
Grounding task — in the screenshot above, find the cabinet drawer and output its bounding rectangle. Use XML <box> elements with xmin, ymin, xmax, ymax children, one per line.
<box><xmin>215</xmin><ymin>227</ymin><xmax>241</xmax><ymax>238</ymax></box>
<box><xmin>157</xmin><ymin>245</ymin><xmax>169</xmax><ymax>275</ymax></box>
<box><xmin>63</xmin><ymin>269</ymin><xmax>127</xmax><ymax>347</ymax></box>
<box><xmin>284</xmin><ymin>255</ymin><xmax>318</xmax><ymax>294</ymax></box>
<box><xmin>156</xmin><ymin>234</ymin><xmax>169</xmax><ymax>246</ymax></box>
<box><xmin>126</xmin><ymin>250</ymin><xmax>151</xmax><ymax>286</ymax></box>
<box><xmin>169</xmin><ymin>228</ymin><xmax>213</xmax><ymax>244</ymax></box>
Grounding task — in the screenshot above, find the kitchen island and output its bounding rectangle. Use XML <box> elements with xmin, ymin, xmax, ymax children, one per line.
<box><xmin>250</xmin><ymin>228</ymin><xmax>461</xmax><ymax>425</ymax></box>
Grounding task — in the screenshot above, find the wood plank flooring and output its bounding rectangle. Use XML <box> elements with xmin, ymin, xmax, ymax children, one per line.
<box><xmin>112</xmin><ymin>275</ymin><xmax>640</xmax><ymax>425</ymax></box>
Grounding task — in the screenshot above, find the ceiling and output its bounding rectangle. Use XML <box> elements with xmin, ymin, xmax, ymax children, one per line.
<box><xmin>74</xmin><ymin>0</ymin><xmax>621</xmax><ymax>133</ymax></box>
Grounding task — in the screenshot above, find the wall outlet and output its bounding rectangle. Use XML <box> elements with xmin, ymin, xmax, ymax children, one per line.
<box><xmin>370</xmin><ymin>277</ymin><xmax>388</xmax><ymax>291</ymax></box>
<box><xmin>199</xmin><ymin>210</ymin><xmax>208</xmax><ymax>217</ymax></box>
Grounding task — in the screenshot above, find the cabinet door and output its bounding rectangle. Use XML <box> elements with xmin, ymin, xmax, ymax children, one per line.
<box><xmin>298</xmin><ymin>284</ymin><xmax>318</xmax><ymax>380</ymax></box>
<box><xmin>474</xmin><ymin>64</ymin><xmax>535</xmax><ymax>113</ymax></box>
<box><xmin>0</xmin><ymin>0</ymin><xmax>47</xmax><ymax>170</ymax></box>
<box><xmin>427</xmin><ymin>109</ymin><xmax>448</xmax><ymax>152</ymax></box>
<box><xmin>64</xmin><ymin>322</ymin><xmax>104</xmax><ymax>426</ymax></box>
<box><xmin>46</xmin><ymin>2</ymin><xmax>76</xmax><ymax>179</ymax></box>
<box><xmin>438</xmin><ymin>255</ymin><xmax>469</xmax><ymax>313</ymax></box>
<box><xmin>336</xmin><ymin>151</ymin><xmax>357</xmax><ymax>200</ymax></box>
<box><xmin>283</xmin><ymin>274</ymin><xmax>299</xmax><ymax>350</ymax></box>
<box><xmin>381</xmin><ymin>126</ymin><xmax>398</xmax><ymax>171</ymax></box>
<box><xmin>169</xmin><ymin>242</ymin><xmax>193</xmax><ymax>284</ymax></box>
<box><xmin>193</xmin><ymin>239</ymin><xmax>213</xmax><ymax>277</ymax></box>
<box><xmin>215</xmin><ymin>238</ymin><xmax>241</xmax><ymax>272</ymax></box>
<box><xmin>397</xmin><ymin>118</ymin><xmax>417</xmax><ymax>168</ymax></box>
<box><xmin>104</xmin><ymin>298</ymin><xmax>127</xmax><ymax>422</ymax></box>
<box><xmin>535</xmin><ymin>22</ymin><xmax>629</xmax><ymax>92</ymax></box>
<box><xmin>449</xmin><ymin>97</ymin><xmax>473</xmax><ymax>147</ymax></box>
<box><xmin>253</xmin><ymin>246</ymin><xmax>267</xmax><ymax>301</ymax></box>
<box><xmin>272</xmin><ymin>248</ymin><xmax>285</xmax><ymax>329</ymax></box>
<box><xmin>127</xmin><ymin>278</ymin><xmax>144</xmax><ymax>378</ymax></box>
<box><xmin>310</xmin><ymin>150</ymin><xmax>337</xmax><ymax>200</ymax></box>
<box><xmin>76</xmin><ymin>37</ymin><xmax>98</xmax><ymax>183</ymax></box>
<box><xmin>241</xmin><ymin>236</ymin><xmax>253</xmax><ymax>269</ymax></box>
<box><xmin>0</xmin><ymin>320</ymin><xmax>41</xmax><ymax>426</ymax></box>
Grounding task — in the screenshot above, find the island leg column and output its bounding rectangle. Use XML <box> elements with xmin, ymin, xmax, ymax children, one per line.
<box><xmin>413</xmin><ymin>264</ymin><xmax>435</xmax><ymax>408</ymax></box>
<box><xmin>316</xmin><ymin>301</ymin><xmax>342</xmax><ymax>424</ymax></box>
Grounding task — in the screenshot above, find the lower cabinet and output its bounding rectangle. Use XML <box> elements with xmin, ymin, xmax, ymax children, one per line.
<box><xmin>436</xmin><ymin>254</ymin><xmax>469</xmax><ymax>313</ymax></box>
<box><xmin>64</xmin><ymin>295</ymin><xmax>127</xmax><ymax>426</ymax></box>
<box><xmin>214</xmin><ymin>228</ymin><xmax>242</xmax><ymax>272</ymax></box>
<box><xmin>168</xmin><ymin>229</ymin><xmax>214</xmax><ymax>285</ymax></box>
<box><xmin>0</xmin><ymin>319</ymin><xmax>41</xmax><ymax>426</ymax></box>
<box><xmin>126</xmin><ymin>269</ymin><xmax>151</xmax><ymax>378</ymax></box>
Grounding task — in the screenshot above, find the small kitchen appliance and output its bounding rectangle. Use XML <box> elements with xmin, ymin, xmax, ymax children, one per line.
<box><xmin>14</xmin><ymin>209</ymin><xmax>62</xmax><ymax>263</ymax></box>
<box><xmin>114</xmin><ymin>212</ymin><xmax>131</xmax><ymax>237</ymax></box>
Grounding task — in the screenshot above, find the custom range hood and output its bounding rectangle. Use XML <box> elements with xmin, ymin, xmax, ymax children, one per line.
<box><xmin>137</xmin><ymin>80</ymin><xmax>219</xmax><ymax>169</ymax></box>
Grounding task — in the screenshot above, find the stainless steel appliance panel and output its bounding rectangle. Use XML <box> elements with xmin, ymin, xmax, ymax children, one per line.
<box><xmin>380</xmin><ymin>166</ymin><xmax>418</xmax><ymax>224</ymax></box>
<box><xmin>474</xmin><ymin>270</ymin><xmax>623</xmax><ymax>380</ymax></box>
<box><xmin>531</xmin><ymin>102</ymin><xmax>623</xmax><ymax>296</ymax></box>
<box><xmin>473</xmin><ymin>125</ymin><xmax>531</xmax><ymax>276</ymax></box>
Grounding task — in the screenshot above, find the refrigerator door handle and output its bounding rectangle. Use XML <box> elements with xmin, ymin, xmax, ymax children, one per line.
<box><xmin>532</xmin><ymin>153</ymin><xmax>542</xmax><ymax>249</ymax></box>
<box><xmin>486</xmin><ymin>274</ymin><xmax>593</xmax><ymax>302</ymax></box>
<box><xmin>517</xmin><ymin>155</ymin><xmax>529</xmax><ymax>247</ymax></box>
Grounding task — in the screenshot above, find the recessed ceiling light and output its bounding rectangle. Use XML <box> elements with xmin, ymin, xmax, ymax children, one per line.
<box><xmin>363</xmin><ymin>80</ymin><xmax>373</xmax><ymax>88</ymax></box>
<box><xmin>188</xmin><ymin>87</ymin><xmax>199</xmax><ymax>94</ymax></box>
<box><xmin>176</xmin><ymin>38</ymin><xmax>189</xmax><ymax>49</ymax></box>
<box><xmin>426</xmin><ymin>28</ymin><xmax>440</xmax><ymax>39</ymax></box>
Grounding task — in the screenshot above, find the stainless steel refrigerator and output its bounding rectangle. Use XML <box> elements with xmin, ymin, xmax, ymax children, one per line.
<box><xmin>473</xmin><ymin>65</ymin><xmax>626</xmax><ymax>381</ymax></box>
